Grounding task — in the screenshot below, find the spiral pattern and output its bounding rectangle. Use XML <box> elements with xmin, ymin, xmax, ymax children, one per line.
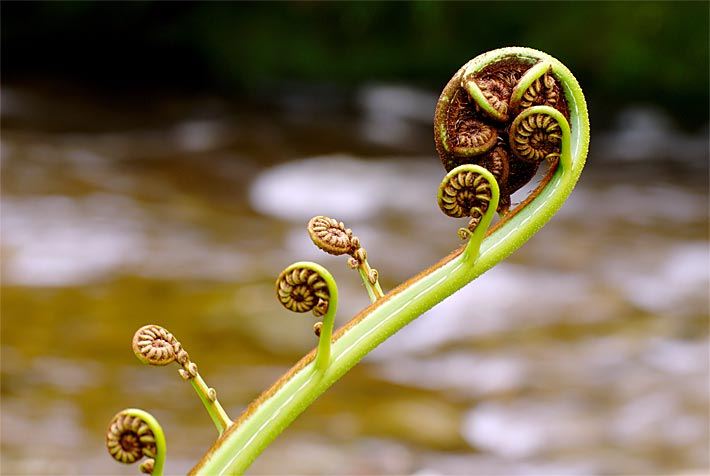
<box><xmin>132</xmin><ymin>325</ymin><xmax>181</xmax><ymax>366</ymax></box>
<box><xmin>438</xmin><ymin>170</ymin><xmax>492</xmax><ymax>230</ymax></box>
<box><xmin>435</xmin><ymin>56</ymin><xmax>570</xmax><ymax>214</ymax></box>
<box><xmin>477</xmin><ymin>145</ymin><xmax>511</xmax><ymax>213</ymax></box>
<box><xmin>106</xmin><ymin>411</ymin><xmax>157</xmax><ymax>467</ymax></box>
<box><xmin>307</xmin><ymin>216</ymin><xmax>354</xmax><ymax>256</ymax></box>
<box><xmin>471</xmin><ymin>70</ymin><xmax>518</xmax><ymax>121</ymax></box>
<box><xmin>518</xmin><ymin>69</ymin><xmax>559</xmax><ymax>110</ymax></box>
<box><xmin>510</xmin><ymin>112</ymin><xmax>562</xmax><ymax>163</ymax></box>
<box><xmin>445</xmin><ymin>88</ymin><xmax>498</xmax><ymax>157</ymax></box>
<box><xmin>276</xmin><ymin>266</ymin><xmax>330</xmax><ymax>316</ymax></box>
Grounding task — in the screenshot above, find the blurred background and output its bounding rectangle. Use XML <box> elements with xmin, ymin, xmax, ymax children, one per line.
<box><xmin>1</xmin><ymin>2</ymin><xmax>708</xmax><ymax>475</ymax></box>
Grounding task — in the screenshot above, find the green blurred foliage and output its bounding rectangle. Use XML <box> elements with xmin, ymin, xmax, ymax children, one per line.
<box><xmin>2</xmin><ymin>1</ymin><xmax>708</xmax><ymax>125</ymax></box>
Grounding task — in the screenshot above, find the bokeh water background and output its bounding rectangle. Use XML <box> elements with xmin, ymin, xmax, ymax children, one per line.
<box><xmin>1</xmin><ymin>79</ymin><xmax>708</xmax><ymax>475</ymax></box>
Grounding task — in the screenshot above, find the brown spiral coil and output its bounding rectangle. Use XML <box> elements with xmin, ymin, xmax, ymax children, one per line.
<box><xmin>276</xmin><ymin>266</ymin><xmax>330</xmax><ymax>317</ymax></box>
<box><xmin>443</xmin><ymin>87</ymin><xmax>498</xmax><ymax>158</ymax></box>
<box><xmin>435</xmin><ymin>57</ymin><xmax>570</xmax><ymax>207</ymax></box>
<box><xmin>132</xmin><ymin>324</ymin><xmax>199</xmax><ymax>385</ymax></box>
<box><xmin>509</xmin><ymin>112</ymin><xmax>562</xmax><ymax>163</ymax></box>
<box><xmin>307</xmin><ymin>216</ymin><xmax>379</xmax><ymax>285</ymax></box>
<box><xmin>307</xmin><ymin>216</ymin><xmax>355</xmax><ymax>256</ymax></box>
<box><xmin>438</xmin><ymin>170</ymin><xmax>492</xmax><ymax>231</ymax></box>
<box><xmin>518</xmin><ymin>69</ymin><xmax>559</xmax><ymax>111</ymax></box>
<box><xmin>477</xmin><ymin>145</ymin><xmax>510</xmax><ymax>192</ymax></box>
<box><xmin>477</xmin><ymin>145</ymin><xmax>511</xmax><ymax>214</ymax></box>
<box><xmin>471</xmin><ymin>70</ymin><xmax>519</xmax><ymax>121</ymax></box>
<box><xmin>106</xmin><ymin>412</ymin><xmax>156</xmax><ymax>467</ymax></box>
<box><xmin>132</xmin><ymin>325</ymin><xmax>181</xmax><ymax>366</ymax></box>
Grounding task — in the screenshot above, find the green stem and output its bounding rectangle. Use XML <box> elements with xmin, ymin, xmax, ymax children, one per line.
<box><xmin>462</xmin><ymin>72</ymin><xmax>506</xmax><ymax>121</ymax></box>
<box><xmin>356</xmin><ymin>265</ymin><xmax>383</xmax><ymax>303</ymax></box>
<box><xmin>190</xmin><ymin>46</ymin><xmax>589</xmax><ymax>476</ymax></box>
<box><xmin>125</xmin><ymin>408</ymin><xmax>166</xmax><ymax>476</ymax></box>
<box><xmin>189</xmin><ymin>373</ymin><xmax>232</xmax><ymax>434</ymax></box>
<box><xmin>294</xmin><ymin>262</ymin><xmax>339</xmax><ymax>373</ymax></box>
<box><xmin>509</xmin><ymin>60</ymin><xmax>552</xmax><ymax>109</ymax></box>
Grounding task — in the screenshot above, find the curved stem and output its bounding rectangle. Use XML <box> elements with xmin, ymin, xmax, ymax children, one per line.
<box><xmin>190</xmin><ymin>46</ymin><xmax>589</xmax><ymax>476</ymax></box>
<box><xmin>509</xmin><ymin>60</ymin><xmax>553</xmax><ymax>110</ymax></box>
<box><xmin>124</xmin><ymin>408</ymin><xmax>166</xmax><ymax>476</ymax></box>
<box><xmin>132</xmin><ymin>324</ymin><xmax>232</xmax><ymax>435</ymax></box>
<box><xmin>309</xmin><ymin>263</ymin><xmax>339</xmax><ymax>373</ymax></box>
<box><xmin>461</xmin><ymin>73</ymin><xmax>506</xmax><ymax>122</ymax></box>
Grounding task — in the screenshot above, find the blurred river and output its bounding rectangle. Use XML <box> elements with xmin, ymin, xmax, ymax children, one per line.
<box><xmin>1</xmin><ymin>84</ymin><xmax>708</xmax><ymax>475</ymax></box>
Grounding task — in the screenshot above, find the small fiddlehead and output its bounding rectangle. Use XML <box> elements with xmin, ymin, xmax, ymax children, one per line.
<box><xmin>437</xmin><ymin>165</ymin><xmax>495</xmax><ymax>240</ymax></box>
<box><xmin>509</xmin><ymin>61</ymin><xmax>564</xmax><ymax>114</ymax></box>
<box><xmin>306</xmin><ymin>215</ymin><xmax>355</xmax><ymax>256</ymax></box>
<box><xmin>509</xmin><ymin>110</ymin><xmax>562</xmax><ymax>163</ymax></box>
<box><xmin>275</xmin><ymin>261</ymin><xmax>339</xmax><ymax>372</ymax></box>
<box><xmin>132</xmin><ymin>325</ymin><xmax>231</xmax><ymax>434</ymax></box>
<box><xmin>106</xmin><ymin>408</ymin><xmax>166</xmax><ymax>475</ymax></box>
<box><xmin>307</xmin><ymin>215</ymin><xmax>384</xmax><ymax>302</ymax></box>
<box><xmin>132</xmin><ymin>325</ymin><xmax>184</xmax><ymax>367</ymax></box>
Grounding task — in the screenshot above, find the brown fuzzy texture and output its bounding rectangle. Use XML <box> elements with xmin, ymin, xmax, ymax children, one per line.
<box><xmin>434</xmin><ymin>56</ymin><xmax>569</xmax><ymax>221</ymax></box>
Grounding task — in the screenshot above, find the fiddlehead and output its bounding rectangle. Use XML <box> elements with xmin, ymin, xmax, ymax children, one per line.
<box><xmin>437</xmin><ymin>166</ymin><xmax>494</xmax><ymax>240</ymax></box>
<box><xmin>275</xmin><ymin>261</ymin><xmax>339</xmax><ymax>372</ymax></box>
<box><xmin>106</xmin><ymin>409</ymin><xmax>166</xmax><ymax>476</ymax></box>
<box><xmin>435</xmin><ymin>84</ymin><xmax>497</xmax><ymax>168</ymax></box>
<box><xmin>306</xmin><ymin>215</ymin><xmax>356</xmax><ymax>257</ymax></box>
<box><xmin>132</xmin><ymin>325</ymin><xmax>184</xmax><ymax>367</ymax></box>
<box><xmin>307</xmin><ymin>215</ymin><xmax>384</xmax><ymax>302</ymax></box>
<box><xmin>510</xmin><ymin>111</ymin><xmax>562</xmax><ymax>164</ymax></box>
<box><xmin>276</xmin><ymin>265</ymin><xmax>330</xmax><ymax>316</ymax></box>
<box><xmin>132</xmin><ymin>325</ymin><xmax>231</xmax><ymax>434</ymax></box>
<box><xmin>435</xmin><ymin>52</ymin><xmax>572</xmax><ymax>219</ymax></box>
<box><xmin>509</xmin><ymin>61</ymin><xmax>565</xmax><ymax>114</ymax></box>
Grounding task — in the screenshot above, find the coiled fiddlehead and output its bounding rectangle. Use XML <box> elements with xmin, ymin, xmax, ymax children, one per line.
<box><xmin>276</xmin><ymin>265</ymin><xmax>330</xmax><ymax>316</ymax></box>
<box><xmin>132</xmin><ymin>325</ymin><xmax>184</xmax><ymax>367</ymax></box>
<box><xmin>510</xmin><ymin>111</ymin><xmax>562</xmax><ymax>163</ymax></box>
<box><xmin>307</xmin><ymin>215</ymin><xmax>356</xmax><ymax>256</ymax></box>
<box><xmin>132</xmin><ymin>325</ymin><xmax>231</xmax><ymax>434</ymax></box>
<box><xmin>276</xmin><ymin>261</ymin><xmax>339</xmax><ymax>372</ymax></box>
<box><xmin>509</xmin><ymin>61</ymin><xmax>564</xmax><ymax>114</ymax></box>
<box><xmin>307</xmin><ymin>215</ymin><xmax>384</xmax><ymax>302</ymax></box>
<box><xmin>435</xmin><ymin>53</ymin><xmax>571</xmax><ymax>218</ymax></box>
<box><xmin>435</xmin><ymin>85</ymin><xmax>498</xmax><ymax>165</ymax></box>
<box><xmin>438</xmin><ymin>166</ymin><xmax>495</xmax><ymax>240</ymax></box>
<box><xmin>106</xmin><ymin>409</ymin><xmax>166</xmax><ymax>475</ymax></box>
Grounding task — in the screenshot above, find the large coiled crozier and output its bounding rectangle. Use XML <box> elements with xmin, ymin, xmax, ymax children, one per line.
<box><xmin>435</xmin><ymin>56</ymin><xmax>570</xmax><ymax>217</ymax></box>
